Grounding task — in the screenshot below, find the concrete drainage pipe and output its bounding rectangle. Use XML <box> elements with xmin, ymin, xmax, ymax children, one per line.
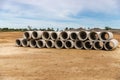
<box><xmin>36</xmin><ymin>40</ymin><xmax>46</xmax><ymax>48</ymax></box>
<box><xmin>60</xmin><ymin>31</ymin><xmax>71</xmax><ymax>40</ymax></box>
<box><xmin>99</xmin><ymin>31</ymin><xmax>113</xmax><ymax>40</ymax></box>
<box><xmin>46</xmin><ymin>40</ymin><xmax>55</xmax><ymax>48</ymax></box>
<box><xmin>16</xmin><ymin>38</ymin><xmax>23</xmax><ymax>47</ymax></box>
<box><xmin>42</xmin><ymin>31</ymin><xmax>51</xmax><ymax>40</ymax></box>
<box><xmin>21</xmin><ymin>39</ymin><xmax>30</xmax><ymax>47</ymax></box>
<box><xmin>55</xmin><ymin>40</ymin><xmax>64</xmax><ymax>49</ymax></box>
<box><xmin>65</xmin><ymin>40</ymin><xmax>74</xmax><ymax>49</ymax></box>
<box><xmin>78</xmin><ymin>31</ymin><xmax>89</xmax><ymax>41</ymax></box>
<box><xmin>30</xmin><ymin>39</ymin><xmax>37</xmax><ymax>48</ymax></box>
<box><xmin>51</xmin><ymin>32</ymin><xmax>60</xmax><ymax>40</ymax></box>
<box><xmin>70</xmin><ymin>32</ymin><xmax>78</xmax><ymax>40</ymax></box>
<box><xmin>23</xmin><ymin>31</ymin><xmax>33</xmax><ymax>39</ymax></box>
<box><xmin>83</xmin><ymin>40</ymin><xmax>93</xmax><ymax>50</ymax></box>
<box><xmin>32</xmin><ymin>31</ymin><xmax>43</xmax><ymax>39</ymax></box>
<box><xmin>104</xmin><ymin>39</ymin><xmax>119</xmax><ymax>50</ymax></box>
<box><xmin>93</xmin><ymin>40</ymin><xmax>104</xmax><ymax>50</ymax></box>
<box><xmin>74</xmin><ymin>40</ymin><xmax>83</xmax><ymax>49</ymax></box>
<box><xmin>89</xmin><ymin>31</ymin><xmax>100</xmax><ymax>41</ymax></box>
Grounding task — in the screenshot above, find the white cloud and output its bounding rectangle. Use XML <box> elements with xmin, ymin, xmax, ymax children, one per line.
<box><xmin>11</xmin><ymin>0</ymin><xmax>119</xmax><ymax>16</ymax></box>
<box><xmin>2</xmin><ymin>0</ymin><xmax>119</xmax><ymax>17</ymax></box>
<box><xmin>0</xmin><ymin>0</ymin><xmax>120</xmax><ymax>28</ymax></box>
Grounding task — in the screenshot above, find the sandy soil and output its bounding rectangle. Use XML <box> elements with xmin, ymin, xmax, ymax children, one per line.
<box><xmin>0</xmin><ymin>32</ymin><xmax>120</xmax><ymax>80</ymax></box>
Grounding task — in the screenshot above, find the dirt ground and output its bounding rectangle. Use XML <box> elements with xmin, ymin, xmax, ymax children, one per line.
<box><xmin>0</xmin><ymin>32</ymin><xmax>120</xmax><ymax>80</ymax></box>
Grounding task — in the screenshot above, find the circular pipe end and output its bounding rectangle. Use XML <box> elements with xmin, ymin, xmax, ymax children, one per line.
<box><xmin>78</xmin><ymin>31</ymin><xmax>88</xmax><ymax>41</ymax></box>
<box><xmin>65</xmin><ymin>40</ymin><xmax>74</xmax><ymax>49</ymax></box>
<box><xmin>36</xmin><ymin>40</ymin><xmax>46</xmax><ymax>48</ymax></box>
<box><xmin>42</xmin><ymin>31</ymin><xmax>50</xmax><ymax>40</ymax></box>
<box><xmin>74</xmin><ymin>40</ymin><xmax>83</xmax><ymax>49</ymax></box>
<box><xmin>16</xmin><ymin>39</ymin><xmax>22</xmax><ymax>47</ymax></box>
<box><xmin>60</xmin><ymin>31</ymin><xmax>69</xmax><ymax>40</ymax></box>
<box><xmin>89</xmin><ymin>32</ymin><xmax>99</xmax><ymax>40</ymax></box>
<box><xmin>46</xmin><ymin>40</ymin><xmax>54</xmax><ymax>48</ymax></box>
<box><xmin>21</xmin><ymin>39</ymin><xmax>29</xmax><ymax>47</ymax></box>
<box><xmin>94</xmin><ymin>41</ymin><xmax>104</xmax><ymax>50</ymax></box>
<box><xmin>84</xmin><ymin>41</ymin><xmax>93</xmax><ymax>50</ymax></box>
<box><xmin>30</xmin><ymin>39</ymin><xmax>37</xmax><ymax>48</ymax></box>
<box><xmin>70</xmin><ymin>32</ymin><xmax>78</xmax><ymax>40</ymax></box>
<box><xmin>51</xmin><ymin>32</ymin><xmax>58</xmax><ymax>40</ymax></box>
<box><xmin>55</xmin><ymin>40</ymin><xmax>64</xmax><ymax>49</ymax></box>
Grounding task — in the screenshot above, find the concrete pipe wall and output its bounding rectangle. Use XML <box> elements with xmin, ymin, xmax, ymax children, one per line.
<box><xmin>70</xmin><ymin>32</ymin><xmax>78</xmax><ymax>40</ymax></box>
<box><xmin>60</xmin><ymin>31</ymin><xmax>71</xmax><ymax>40</ymax></box>
<box><xmin>42</xmin><ymin>31</ymin><xmax>51</xmax><ymax>40</ymax></box>
<box><xmin>23</xmin><ymin>31</ymin><xmax>33</xmax><ymax>39</ymax></box>
<box><xmin>16</xmin><ymin>38</ymin><xmax>23</xmax><ymax>47</ymax></box>
<box><xmin>30</xmin><ymin>39</ymin><xmax>37</xmax><ymax>48</ymax></box>
<box><xmin>74</xmin><ymin>40</ymin><xmax>83</xmax><ymax>49</ymax></box>
<box><xmin>36</xmin><ymin>40</ymin><xmax>46</xmax><ymax>48</ymax></box>
<box><xmin>89</xmin><ymin>31</ymin><xmax>100</xmax><ymax>41</ymax></box>
<box><xmin>32</xmin><ymin>31</ymin><xmax>43</xmax><ymax>39</ymax></box>
<box><xmin>55</xmin><ymin>40</ymin><xmax>64</xmax><ymax>49</ymax></box>
<box><xmin>83</xmin><ymin>40</ymin><xmax>93</xmax><ymax>50</ymax></box>
<box><xmin>51</xmin><ymin>32</ymin><xmax>60</xmax><ymax>40</ymax></box>
<box><xmin>46</xmin><ymin>40</ymin><xmax>55</xmax><ymax>48</ymax></box>
<box><xmin>65</xmin><ymin>40</ymin><xmax>74</xmax><ymax>49</ymax></box>
<box><xmin>21</xmin><ymin>39</ymin><xmax>30</xmax><ymax>47</ymax></box>
<box><xmin>93</xmin><ymin>40</ymin><xmax>104</xmax><ymax>50</ymax></box>
<box><xmin>99</xmin><ymin>31</ymin><xmax>113</xmax><ymax>40</ymax></box>
<box><xmin>104</xmin><ymin>39</ymin><xmax>119</xmax><ymax>50</ymax></box>
<box><xmin>78</xmin><ymin>31</ymin><xmax>89</xmax><ymax>41</ymax></box>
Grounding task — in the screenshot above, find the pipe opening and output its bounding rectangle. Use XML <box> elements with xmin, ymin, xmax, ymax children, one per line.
<box><xmin>65</xmin><ymin>41</ymin><xmax>72</xmax><ymax>48</ymax></box>
<box><xmin>101</xmin><ymin>32</ymin><xmax>109</xmax><ymax>40</ymax></box>
<box><xmin>38</xmin><ymin>41</ymin><xmax>43</xmax><ymax>47</ymax></box>
<box><xmin>71</xmin><ymin>32</ymin><xmax>77</xmax><ymax>40</ymax></box>
<box><xmin>43</xmin><ymin>32</ymin><xmax>50</xmax><ymax>39</ymax></box>
<box><xmin>46</xmin><ymin>41</ymin><xmax>53</xmax><ymax>48</ymax></box>
<box><xmin>94</xmin><ymin>41</ymin><xmax>103</xmax><ymax>49</ymax></box>
<box><xmin>85</xmin><ymin>42</ymin><xmax>92</xmax><ymax>49</ymax></box>
<box><xmin>79</xmin><ymin>31</ymin><xmax>87</xmax><ymax>40</ymax></box>
<box><xmin>55</xmin><ymin>40</ymin><xmax>64</xmax><ymax>48</ymax></box>
<box><xmin>90</xmin><ymin>32</ymin><xmax>98</xmax><ymax>40</ymax></box>
<box><xmin>56</xmin><ymin>40</ymin><xmax>63</xmax><ymax>47</ymax></box>
<box><xmin>37</xmin><ymin>40</ymin><xmax>46</xmax><ymax>48</ymax></box>
<box><xmin>105</xmin><ymin>42</ymin><xmax>113</xmax><ymax>50</ymax></box>
<box><xmin>61</xmin><ymin>32</ymin><xmax>68</xmax><ymax>40</ymax></box>
<box><xmin>51</xmin><ymin>32</ymin><xmax>57</xmax><ymax>40</ymax></box>
<box><xmin>16</xmin><ymin>39</ymin><xmax>21</xmax><ymax>46</ymax></box>
<box><xmin>30</xmin><ymin>40</ymin><xmax>36</xmax><ymax>47</ymax></box>
<box><xmin>24</xmin><ymin>32</ymin><xmax>30</xmax><ymax>39</ymax></box>
<box><xmin>22</xmin><ymin>39</ymin><xmax>28</xmax><ymax>47</ymax></box>
<box><xmin>32</xmin><ymin>31</ymin><xmax>38</xmax><ymax>38</ymax></box>
<box><xmin>76</xmin><ymin>41</ymin><xmax>83</xmax><ymax>48</ymax></box>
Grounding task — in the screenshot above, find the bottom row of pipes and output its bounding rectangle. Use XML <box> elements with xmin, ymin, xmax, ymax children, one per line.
<box><xmin>16</xmin><ymin>38</ymin><xmax>119</xmax><ymax>51</ymax></box>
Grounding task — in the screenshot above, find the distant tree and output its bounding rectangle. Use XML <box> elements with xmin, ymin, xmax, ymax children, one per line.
<box><xmin>56</xmin><ymin>28</ymin><xmax>59</xmax><ymax>31</ymax></box>
<box><xmin>65</xmin><ymin>27</ymin><xmax>68</xmax><ymax>31</ymax></box>
<box><xmin>105</xmin><ymin>26</ymin><xmax>112</xmax><ymax>30</ymax></box>
<box><xmin>22</xmin><ymin>28</ymin><xmax>28</xmax><ymax>31</ymax></box>
<box><xmin>27</xmin><ymin>25</ymin><xmax>32</xmax><ymax>30</ymax></box>
<box><xmin>47</xmin><ymin>28</ymin><xmax>51</xmax><ymax>31</ymax></box>
<box><xmin>51</xmin><ymin>28</ymin><xmax>54</xmax><ymax>31</ymax></box>
<box><xmin>33</xmin><ymin>28</ymin><xmax>38</xmax><ymax>31</ymax></box>
<box><xmin>69</xmin><ymin>28</ymin><xmax>74</xmax><ymax>30</ymax></box>
<box><xmin>88</xmin><ymin>27</ymin><xmax>90</xmax><ymax>30</ymax></box>
<box><xmin>2</xmin><ymin>28</ymin><xmax>8</xmax><ymax>31</ymax></box>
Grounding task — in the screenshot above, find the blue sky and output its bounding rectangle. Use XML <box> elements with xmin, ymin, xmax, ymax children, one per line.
<box><xmin>0</xmin><ymin>0</ymin><xmax>120</xmax><ymax>29</ymax></box>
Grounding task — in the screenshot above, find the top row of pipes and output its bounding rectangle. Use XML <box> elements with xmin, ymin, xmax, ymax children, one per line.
<box><xmin>23</xmin><ymin>31</ymin><xmax>113</xmax><ymax>41</ymax></box>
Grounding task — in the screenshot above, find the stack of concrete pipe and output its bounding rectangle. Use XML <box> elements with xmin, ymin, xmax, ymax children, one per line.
<box><xmin>16</xmin><ymin>30</ymin><xmax>119</xmax><ymax>51</ymax></box>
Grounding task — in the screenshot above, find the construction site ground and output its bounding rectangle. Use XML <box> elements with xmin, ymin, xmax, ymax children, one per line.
<box><xmin>0</xmin><ymin>32</ymin><xmax>120</xmax><ymax>80</ymax></box>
